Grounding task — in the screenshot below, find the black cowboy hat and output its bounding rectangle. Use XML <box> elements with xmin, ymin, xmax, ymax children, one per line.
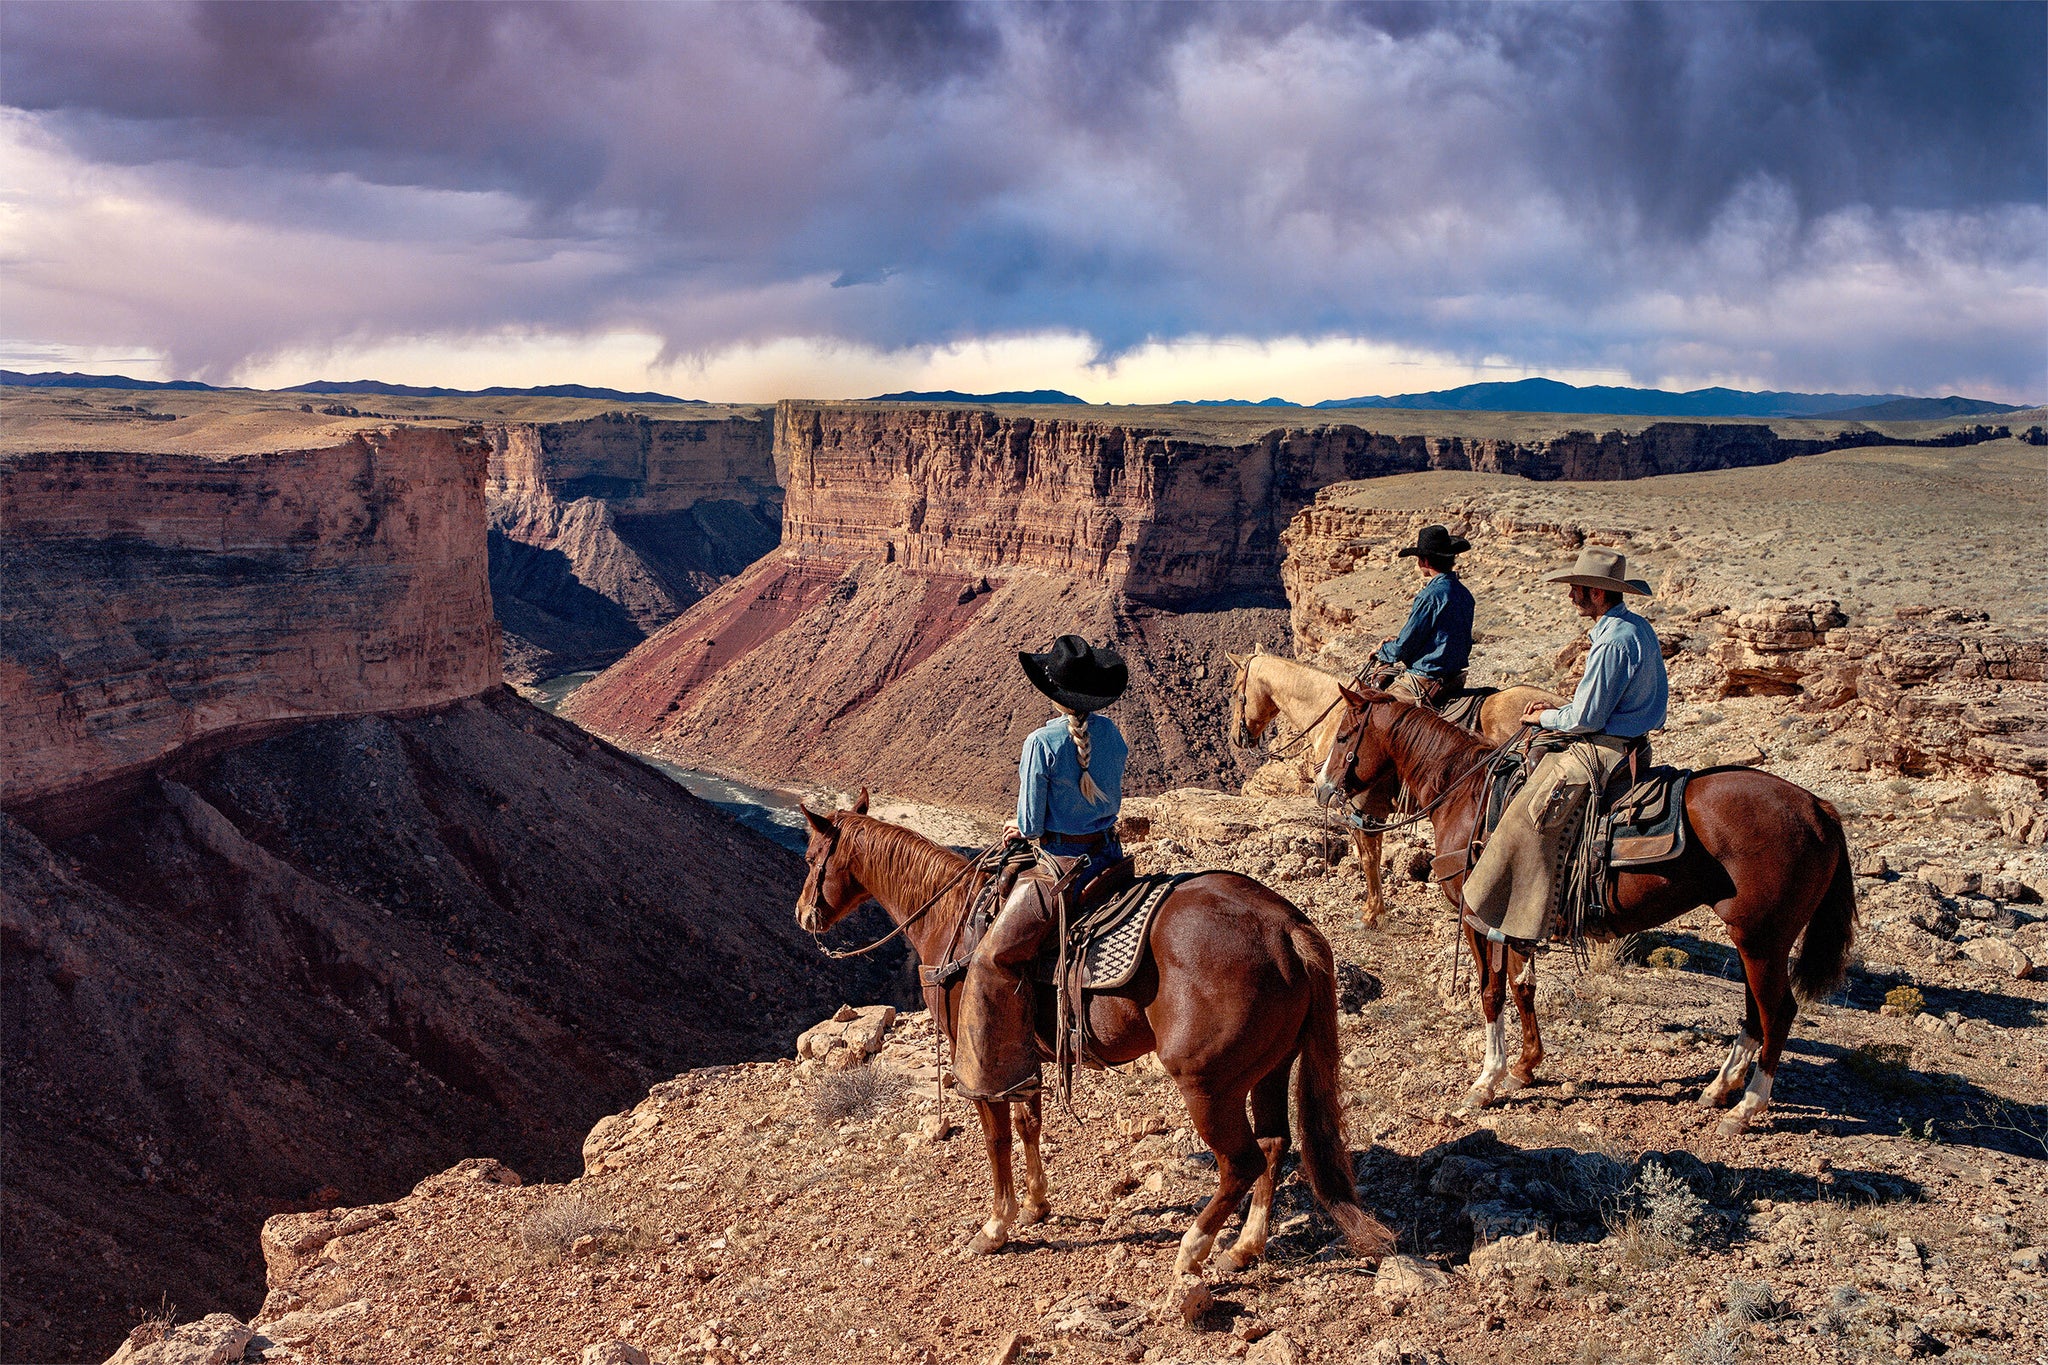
<box><xmin>1397</xmin><ymin>524</ymin><xmax>1471</xmax><ymax>559</ymax></box>
<box><xmin>1019</xmin><ymin>635</ymin><xmax>1128</xmax><ymax>712</ymax></box>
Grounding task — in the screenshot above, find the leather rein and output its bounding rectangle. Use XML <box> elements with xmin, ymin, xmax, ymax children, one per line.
<box><xmin>804</xmin><ymin>826</ymin><xmax>1004</xmax><ymax>960</ymax></box>
<box><xmin>1323</xmin><ymin>698</ymin><xmax>1522</xmax><ymax>833</ymax></box>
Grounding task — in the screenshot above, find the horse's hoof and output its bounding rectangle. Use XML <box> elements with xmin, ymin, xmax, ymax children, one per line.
<box><xmin>1497</xmin><ymin>1073</ymin><xmax>1527</xmax><ymax>1096</ymax></box>
<box><xmin>967</xmin><ymin>1227</ymin><xmax>1008</xmax><ymax>1255</ymax></box>
<box><xmin>1715</xmin><ymin>1115</ymin><xmax>1748</xmax><ymax>1137</ymax></box>
<box><xmin>1020</xmin><ymin>1201</ymin><xmax>1050</xmax><ymax>1227</ymax></box>
<box><xmin>1462</xmin><ymin>1085</ymin><xmax>1496</xmax><ymax>1110</ymax></box>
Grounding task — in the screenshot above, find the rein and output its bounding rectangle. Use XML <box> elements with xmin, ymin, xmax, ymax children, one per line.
<box><xmin>807</xmin><ymin>836</ymin><xmax>1002</xmax><ymax>960</ymax></box>
<box><xmin>1326</xmin><ymin>704</ymin><xmax>1522</xmax><ymax>833</ymax></box>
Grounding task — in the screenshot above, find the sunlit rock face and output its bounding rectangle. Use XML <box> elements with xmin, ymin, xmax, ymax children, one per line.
<box><xmin>1</xmin><ymin>430</ymin><xmax>501</xmax><ymax>834</ymax></box>
<box><xmin>484</xmin><ymin>413</ymin><xmax>781</xmax><ymax>682</ymax></box>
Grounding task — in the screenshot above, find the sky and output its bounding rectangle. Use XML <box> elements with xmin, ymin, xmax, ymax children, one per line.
<box><xmin>1</xmin><ymin>1</ymin><xmax>2042</xmax><ymax>404</ymax></box>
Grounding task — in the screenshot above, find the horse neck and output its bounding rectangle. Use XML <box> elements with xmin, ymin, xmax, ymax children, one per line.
<box><xmin>842</xmin><ymin>817</ymin><xmax>977</xmax><ymax>964</ymax></box>
<box><xmin>1374</xmin><ymin>704</ymin><xmax>1488</xmax><ymax>808</ymax></box>
<box><xmin>1257</xmin><ymin>656</ymin><xmax>1342</xmax><ymax>729</ymax></box>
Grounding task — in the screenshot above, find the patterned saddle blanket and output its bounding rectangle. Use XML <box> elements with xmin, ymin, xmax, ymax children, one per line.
<box><xmin>1030</xmin><ymin>869</ymin><xmax>1196</xmax><ymax>991</ymax></box>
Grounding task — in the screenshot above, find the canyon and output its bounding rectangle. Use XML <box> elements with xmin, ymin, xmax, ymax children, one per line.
<box><xmin>485</xmin><ymin>411</ymin><xmax>781</xmax><ymax>682</ymax></box>
<box><xmin>567</xmin><ymin>401</ymin><xmax>2023</xmax><ymax>813</ymax></box>
<box><xmin>0</xmin><ymin>422</ymin><xmax>894</xmax><ymax>1364</ymax></box>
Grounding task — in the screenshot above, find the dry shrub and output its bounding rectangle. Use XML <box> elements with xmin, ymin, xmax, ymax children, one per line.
<box><xmin>1586</xmin><ymin>932</ymin><xmax>1650</xmax><ymax>975</ymax></box>
<box><xmin>519</xmin><ymin>1195</ymin><xmax>609</xmax><ymax>1256</ymax></box>
<box><xmin>1645</xmin><ymin>946</ymin><xmax>1691</xmax><ymax>971</ymax></box>
<box><xmin>809</xmin><ymin>1066</ymin><xmax>907</xmax><ymax>1125</ymax></box>
<box><xmin>1723</xmin><ymin>1278</ymin><xmax>1788</xmax><ymax>1323</ymax></box>
<box><xmin>128</xmin><ymin>1296</ymin><xmax>177</xmax><ymax>1347</ymax></box>
<box><xmin>1607</xmin><ymin>1160</ymin><xmax>1706</xmax><ymax>1265</ymax></box>
<box><xmin>1883</xmin><ymin>984</ymin><xmax>1925</xmax><ymax>1016</ymax></box>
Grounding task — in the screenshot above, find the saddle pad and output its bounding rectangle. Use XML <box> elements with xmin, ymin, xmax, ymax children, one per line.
<box><xmin>1074</xmin><ymin>873</ymin><xmax>1187</xmax><ymax>991</ymax></box>
<box><xmin>1436</xmin><ymin>688</ymin><xmax>1497</xmax><ymax>734</ymax></box>
<box><xmin>1607</xmin><ymin>768</ymin><xmax>1692</xmax><ymax>868</ymax></box>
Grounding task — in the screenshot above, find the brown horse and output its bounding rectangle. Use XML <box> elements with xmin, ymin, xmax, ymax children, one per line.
<box><xmin>796</xmin><ymin>792</ymin><xmax>1391</xmax><ymax>1273</ymax></box>
<box><xmin>1224</xmin><ymin>646</ymin><xmax>1557</xmax><ymax>925</ymax></box>
<box><xmin>1315</xmin><ymin>690</ymin><xmax>1857</xmax><ymax>1133</ymax></box>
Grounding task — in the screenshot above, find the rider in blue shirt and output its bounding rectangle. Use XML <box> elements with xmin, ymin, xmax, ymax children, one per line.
<box><xmin>1369</xmin><ymin>524</ymin><xmax>1475</xmax><ymax>706</ymax></box>
<box><xmin>956</xmin><ymin>636</ymin><xmax>1129</xmax><ymax>1101</ymax></box>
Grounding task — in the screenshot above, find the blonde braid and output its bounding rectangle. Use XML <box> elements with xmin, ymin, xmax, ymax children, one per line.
<box><xmin>1060</xmin><ymin>705</ymin><xmax>1106</xmax><ymax>805</ymax></box>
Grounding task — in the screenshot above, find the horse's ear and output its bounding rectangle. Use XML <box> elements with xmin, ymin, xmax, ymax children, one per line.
<box><xmin>1252</xmin><ymin>641</ymin><xmax>1267</xmax><ymax>655</ymax></box>
<box><xmin>801</xmin><ymin>803</ymin><xmax>834</xmax><ymax>836</ymax></box>
<box><xmin>1225</xmin><ymin>652</ymin><xmax>1247</xmax><ymax>670</ymax></box>
<box><xmin>1338</xmin><ymin>684</ymin><xmax>1367</xmax><ymax>708</ymax></box>
<box><xmin>853</xmin><ymin>787</ymin><xmax>870</xmax><ymax>816</ymax></box>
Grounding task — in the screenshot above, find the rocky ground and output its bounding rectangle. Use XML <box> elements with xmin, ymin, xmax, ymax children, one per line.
<box><xmin>107</xmin><ymin>765</ymin><xmax>2047</xmax><ymax>1365</ymax></box>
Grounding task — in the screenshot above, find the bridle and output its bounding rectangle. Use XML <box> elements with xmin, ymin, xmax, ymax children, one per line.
<box><xmin>1233</xmin><ymin>655</ymin><xmax>1347</xmax><ymax>761</ymax></box>
<box><xmin>801</xmin><ymin>815</ymin><xmax>995</xmax><ymax>960</ymax></box>
<box><xmin>1319</xmin><ymin>692</ymin><xmax>1515</xmax><ymax>833</ymax></box>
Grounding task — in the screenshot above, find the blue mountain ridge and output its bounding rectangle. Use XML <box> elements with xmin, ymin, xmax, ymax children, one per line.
<box><xmin>0</xmin><ymin>371</ymin><xmax>698</xmax><ymax>404</ymax></box>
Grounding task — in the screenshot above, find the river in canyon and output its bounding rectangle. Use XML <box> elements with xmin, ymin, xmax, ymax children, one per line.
<box><xmin>527</xmin><ymin>672</ymin><xmax>811</xmax><ymax>851</ymax></box>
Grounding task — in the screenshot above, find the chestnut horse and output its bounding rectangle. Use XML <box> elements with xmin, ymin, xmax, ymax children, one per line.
<box><xmin>796</xmin><ymin>792</ymin><xmax>1391</xmax><ymax>1274</ymax></box>
<box><xmin>1225</xmin><ymin>646</ymin><xmax>1557</xmax><ymax>925</ymax></box>
<box><xmin>1315</xmin><ymin>690</ymin><xmax>1856</xmax><ymax>1133</ymax></box>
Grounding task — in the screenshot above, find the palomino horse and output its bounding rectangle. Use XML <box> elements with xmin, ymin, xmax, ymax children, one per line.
<box><xmin>796</xmin><ymin>792</ymin><xmax>1392</xmax><ymax>1273</ymax></box>
<box><xmin>1225</xmin><ymin>645</ymin><xmax>1557</xmax><ymax>925</ymax></box>
<box><xmin>1315</xmin><ymin>690</ymin><xmax>1856</xmax><ymax>1133</ymax></box>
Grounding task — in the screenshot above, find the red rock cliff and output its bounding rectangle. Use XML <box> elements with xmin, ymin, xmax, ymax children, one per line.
<box><xmin>485</xmin><ymin>413</ymin><xmax>780</xmax><ymax>681</ymax></box>
<box><xmin>1</xmin><ymin>429</ymin><xmax>500</xmax><ymax>831</ymax></box>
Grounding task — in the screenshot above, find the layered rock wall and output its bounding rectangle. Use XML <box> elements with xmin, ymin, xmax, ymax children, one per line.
<box><xmin>485</xmin><ymin>413</ymin><xmax>780</xmax><ymax>681</ymax></box>
<box><xmin>776</xmin><ymin>405</ymin><xmax>1953</xmax><ymax>606</ymax></box>
<box><xmin>0</xmin><ymin>430</ymin><xmax>500</xmax><ymax>831</ymax></box>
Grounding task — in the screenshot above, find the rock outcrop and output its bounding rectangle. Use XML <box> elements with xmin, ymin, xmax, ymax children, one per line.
<box><xmin>1</xmin><ymin>431</ymin><xmax>500</xmax><ymax>835</ymax></box>
<box><xmin>0</xmin><ymin>431</ymin><xmax>896</xmax><ymax>1364</ymax></box>
<box><xmin>486</xmin><ymin>413</ymin><xmax>780</xmax><ymax>682</ymax></box>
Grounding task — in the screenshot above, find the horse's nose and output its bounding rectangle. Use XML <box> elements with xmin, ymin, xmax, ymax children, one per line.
<box><xmin>1313</xmin><ymin>778</ymin><xmax>1338</xmax><ymax>807</ymax></box>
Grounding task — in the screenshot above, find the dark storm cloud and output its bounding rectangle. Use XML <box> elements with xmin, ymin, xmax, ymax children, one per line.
<box><xmin>2</xmin><ymin>0</ymin><xmax>2040</xmax><ymax>393</ymax></box>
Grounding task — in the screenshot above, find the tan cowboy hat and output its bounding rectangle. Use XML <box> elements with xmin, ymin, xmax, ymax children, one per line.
<box><xmin>1543</xmin><ymin>546</ymin><xmax>1653</xmax><ymax>596</ymax></box>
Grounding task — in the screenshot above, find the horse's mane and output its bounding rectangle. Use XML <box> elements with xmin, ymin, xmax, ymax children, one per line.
<box><xmin>843</xmin><ymin>813</ymin><xmax>972</xmax><ymax>906</ymax></box>
<box><xmin>1372</xmin><ymin>694</ymin><xmax>1487</xmax><ymax>781</ymax></box>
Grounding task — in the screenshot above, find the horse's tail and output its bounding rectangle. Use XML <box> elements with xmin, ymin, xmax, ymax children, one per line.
<box><xmin>1288</xmin><ymin>924</ymin><xmax>1396</xmax><ymax>1257</ymax></box>
<box><xmin>1793</xmin><ymin>799</ymin><xmax>1858</xmax><ymax>1002</ymax></box>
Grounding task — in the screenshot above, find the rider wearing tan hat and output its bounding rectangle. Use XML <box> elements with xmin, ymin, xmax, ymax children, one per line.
<box><xmin>1463</xmin><ymin>547</ymin><xmax>1667</xmax><ymax>949</ymax></box>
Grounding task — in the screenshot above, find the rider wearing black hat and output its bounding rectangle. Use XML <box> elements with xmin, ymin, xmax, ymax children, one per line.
<box><xmin>1367</xmin><ymin>524</ymin><xmax>1475</xmax><ymax>707</ymax></box>
<box><xmin>954</xmin><ymin>636</ymin><xmax>1129</xmax><ymax>1101</ymax></box>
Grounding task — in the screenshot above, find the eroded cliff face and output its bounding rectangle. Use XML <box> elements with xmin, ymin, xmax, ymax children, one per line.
<box><xmin>1</xmin><ymin>431</ymin><xmax>501</xmax><ymax>834</ymax></box>
<box><xmin>774</xmin><ymin>403</ymin><xmax>1956</xmax><ymax>607</ymax></box>
<box><xmin>486</xmin><ymin>414</ymin><xmax>781</xmax><ymax>682</ymax></box>
<box><xmin>0</xmin><ymin>429</ymin><xmax>895</xmax><ymax>1363</ymax></box>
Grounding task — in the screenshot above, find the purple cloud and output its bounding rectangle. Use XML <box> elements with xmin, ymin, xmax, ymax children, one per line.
<box><xmin>2</xmin><ymin>1</ymin><xmax>2040</xmax><ymax>396</ymax></box>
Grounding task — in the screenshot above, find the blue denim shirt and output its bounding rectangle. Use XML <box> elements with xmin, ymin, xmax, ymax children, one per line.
<box><xmin>1540</xmin><ymin>604</ymin><xmax>1668</xmax><ymax>738</ymax></box>
<box><xmin>1016</xmin><ymin>714</ymin><xmax>1126</xmax><ymax>840</ymax></box>
<box><xmin>1373</xmin><ymin>571</ymin><xmax>1474</xmax><ymax>680</ymax></box>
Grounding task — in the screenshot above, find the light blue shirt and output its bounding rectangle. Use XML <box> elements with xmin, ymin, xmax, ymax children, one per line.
<box><xmin>1373</xmin><ymin>571</ymin><xmax>1474</xmax><ymax>680</ymax></box>
<box><xmin>1540</xmin><ymin>604</ymin><xmax>1668</xmax><ymax>738</ymax></box>
<box><xmin>1016</xmin><ymin>714</ymin><xmax>1127</xmax><ymax>839</ymax></box>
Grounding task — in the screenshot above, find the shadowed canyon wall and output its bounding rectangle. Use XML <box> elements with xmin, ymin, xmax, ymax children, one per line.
<box><xmin>486</xmin><ymin>413</ymin><xmax>781</xmax><ymax>682</ymax></box>
<box><xmin>0</xmin><ymin>433</ymin><xmax>892</xmax><ymax>1363</ymax></box>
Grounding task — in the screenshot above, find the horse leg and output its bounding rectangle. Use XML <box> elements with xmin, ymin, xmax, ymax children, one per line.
<box><xmin>967</xmin><ymin>1098</ymin><xmax>1018</xmax><ymax>1254</ymax></box>
<box><xmin>1170</xmin><ymin>1088</ymin><xmax>1265</xmax><ymax>1278</ymax></box>
<box><xmin>1355</xmin><ymin>828</ymin><xmax>1387</xmax><ymax>926</ymax></box>
<box><xmin>1722</xmin><ymin>948</ymin><xmax>1796</xmax><ymax>1135</ymax></box>
<box><xmin>1013</xmin><ymin>1094</ymin><xmax>1050</xmax><ymax>1226</ymax></box>
<box><xmin>1463</xmin><ymin>926</ymin><xmax>1512</xmax><ymax>1110</ymax></box>
<box><xmin>1502</xmin><ymin>948</ymin><xmax>1545</xmax><ymax>1091</ymax></box>
<box><xmin>1701</xmin><ymin>982</ymin><xmax>1763</xmax><ymax>1111</ymax></box>
<box><xmin>1217</xmin><ymin>1063</ymin><xmax>1292</xmax><ymax>1273</ymax></box>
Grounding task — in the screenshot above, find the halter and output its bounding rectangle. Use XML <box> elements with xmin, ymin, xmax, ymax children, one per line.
<box><xmin>1233</xmin><ymin>655</ymin><xmax>1359</xmax><ymax>761</ymax></box>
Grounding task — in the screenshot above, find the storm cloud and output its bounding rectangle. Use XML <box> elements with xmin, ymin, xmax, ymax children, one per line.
<box><xmin>1</xmin><ymin>0</ymin><xmax>2040</xmax><ymax>397</ymax></box>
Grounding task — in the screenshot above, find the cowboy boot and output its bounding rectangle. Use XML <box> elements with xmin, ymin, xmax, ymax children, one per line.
<box><xmin>953</xmin><ymin>878</ymin><xmax>1054</xmax><ymax>1100</ymax></box>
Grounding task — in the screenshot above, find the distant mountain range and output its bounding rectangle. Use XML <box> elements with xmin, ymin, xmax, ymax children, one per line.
<box><xmin>1178</xmin><ymin>377</ymin><xmax>2022</xmax><ymax>420</ymax></box>
<box><xmin>864</xmin><ymin>388</ymin><xmax>1088</xmax><ymax>404</ymax></box>
<box><xmin>0</xmin><ymin>371</ymin><xmax>698</xmax><ymax>404</ymax></box>
<box><xmin>7</xmin><ymin>370</ymin><xmax>2027</xmax><ymax>421</ymax></box>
